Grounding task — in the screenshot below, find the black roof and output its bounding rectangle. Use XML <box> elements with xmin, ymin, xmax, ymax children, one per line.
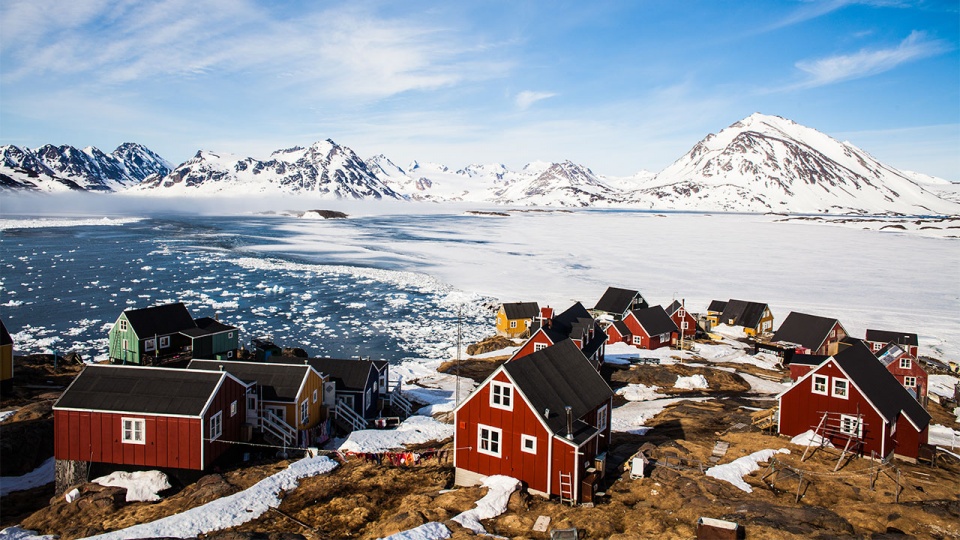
<box><xmin>611</xmin><ymin>320</ymin><xmax>630</xmax><ymax>337</ymax></box>
<box><xmin>503</xmin><ymin>340</ymin><xmax>613</xmax><ymax>444</ymax></box>
<box><xmin>832</xmin><ymin>341</ymin><xmax>930</xmax><ymax>429</ymax></box>
<box><xmin>707</xmin><ymin>300</ymin><xmax>727</xmax><ymax>313</ymax></box>
<box><xmin>665</xmin><ymin>300</ymin><xmax>682</xmax><ymax>316</ymax></box>
<box><xmin>188</xmin><ymin>359</ymin><xmax>310</xmax><ymax>402</ymax></box>
<box><xmin>194</xmin><ymin>317</ymin><xmax>238</xmax><ymax>334</ymax></box>
<box><xmin>298</xmin><ymin>357</ymin><xmax>374</xmax><ymax>391</ymax></box>
<box><xmin>532</xmin><ymin>302</ymin><xmax>592</xmax><ymax>342</ymax></box>
<box><xmin>54</xmin><ymin>365</ymin><xmax>226</xmax><ymax>416</ymax></box>
<box><xmin>122</xmin><ymin>302</ymin><xmax>196</xmax><ymax>337</ymax></box>
<box><xmin>593</xmin><ymin>287</ymin><xmax>641</xmax><ymax>315</ymax></box>
<box><xmin>720</xmin><ymin>299</ymin><xmax>769</xmax><ymax>329</ymax></box>
<box><xmin>630</xmin><ymin>305</ymin><xmax>679</xmax><ymax>336</ymax></box>
<box><xmin>789</xmin><ymin>353</ymin><xmax>830</xmax><ymax>366</ymax></box>
<box><xmin>501</xmin><ymin>302</ymin><xmax>540</xmax><ymax>320</ymax></box>
<box><xmin>0</xmin><ymin>320</ymin><xmax>11</xmax><ymax>347</ymax></box>
<box><xmin>772</xmin><ymin>312</ymin><xmax>841</xmax><ymax>351</ymax></box>
<box><xmin>865</xmin><ymin>329</ymin><xmax>918</xmax><ymax>347</ymax></box>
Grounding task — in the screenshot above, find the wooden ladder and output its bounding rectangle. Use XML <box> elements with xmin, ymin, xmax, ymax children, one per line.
<box><xmin>801</xmin><ymin>412</ymin><xmax>829</xmax><ymax>462</ymax></box>
<box><xmin>559</xmin><ymin>472</ymin><xmax>575</xmax><ymax>506</ymax></box>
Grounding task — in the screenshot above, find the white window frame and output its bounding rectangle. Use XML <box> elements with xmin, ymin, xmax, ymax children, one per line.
<box><xmin>509</xmin><ymin>320</ymin><xmax>517</xmax><ymax>329</ymax></box>
<box><xmin>365</xmin><ymin>388</ymin><xmax>372</xmax><ymax>410</ymax></box>
<box><xmin>533</xmin><ymin>342</ymin><xmax>547</xmax><ymax>352</ymax></box>
<box><xmin>119</xmin><ymin>320</ymin><xmax>128</xmax><ymax>332</ymax></box>
<box><xmin>681</xmin><ymin>321</ymin><xmax>689</xmax><ymax>330</ymax></box>
<box><xmin>899</xmin><ymin>358</ymin><xmax>911</xmax><ymax>370</ymax></box>
<box><xmin>489</xmin><ymin>381</ymin><xmax>513</xmax><ymax>411</ymax></box>
<box><xmin>159</xmin><ymin>335</ymin><xmax>170</xmax><ymax>349</ymax></box>
<box><xmin>230</xmin><ymin>400</ymin><xmax>238</xmax><ymax>417</ymax></box>
<box><xmin>520</xmin><ymin>434</ymin><xmax>537</xmax><ymax>454</ymax></box>
<box><xmin>313</xmin><ymin>389</ymin><xmax>319</xmax><ymax>403</ymax></box>
<box><xmin>210</xmin><ymin>411</ymin><xmax>222</xmax><ymax>441</ymax></box>
<box><xmin>812</xmin><ymin>375</ymin><xmax>828</xmax><ymax>395</ymax></box>
<box><xmin>226</xmin><ymin>350</ymin><xmax>234</xmax><ymax>358</ymax></box>
<box><xmin>596</xmin><ymin>404</ymin><xmax>608</xmax><ymax>432</ymax></box>
<box><xmin>121</xmin><ymin>417</ymin><xmax>145</xmax><ymax>445</ymax></box>
<box><xmin>832</xmin><ymin>378</ymin><xmax>849</xmax><ymax>399</ymax></box>
<box><xmin>903</xmin><ymin>376</ymin><xmax>916</xmax><ymax>388</ymax></box>
<box><xmin>678</xmin><ymin>309</ymin><xmax>685</xmax><ymax>318</ymax></box>
<box><xmin>632</xmin><ymin>335</ymin><xmax>642</xmax><ymax>345</ymax></box>
<box><xmin>228</xmin><ymin>332</ymin><xmax>234</xmax><ymax>338</ymax></box>
<box><xmin>144</xmin><ymin>338</ymin><xmax>156</xmax><ymax>352</ymax></box>
<box><xmin>660</xmin><ymin>332</ymin><xmax>671</xmax><ymax>342</ymax></box>
<box><xmin>300</xmin><ymin>399</ymin><xmax>309</xmax><ymax>425</ymax></box>
<box><xmin>839</xmin><ymin>414</ymin><xmax>862</xmax><ymax>437</ymax></box>
<box><xmin>477</xmin><ymin>424</ymin><xmax>502</xmax><ymax>457</ymax></box>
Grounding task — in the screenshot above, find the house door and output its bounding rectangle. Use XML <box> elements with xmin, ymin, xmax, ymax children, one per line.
<box><xmin>339</xmin><ymin>395</ymin><xmax>355</xmax><ymax>414</ymax></box>
<box><xmin>246</xmin><ymin>393</ymin><xmax>259</xmax><ymax>425</ymax></box>
<box><xmin>266</xmin><ymin>406</ymin><xmax>285</xmax><ymax>422</ymax></box>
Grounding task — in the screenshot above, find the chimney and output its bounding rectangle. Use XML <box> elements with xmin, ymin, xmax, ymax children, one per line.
<box><xmin>565</xmin><ymin>406</ymin><xmax>574</xmax><ymax>440</ymax></box>
<box><xmin>219</xmin><ymin>364</ymin><xmax>224</xmax><ymax>371</ymax></box>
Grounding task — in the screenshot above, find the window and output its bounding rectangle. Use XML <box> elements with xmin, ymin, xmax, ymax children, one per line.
<box><xmin>490</xmin><ymin>381</ymin><xmax>513</xmax><ymax>411</ymax></box>
<box><xmin>832</xmin><ymin>378</ymin><xmax>848</xmax><ymax>399</ymax></box>
<box><xmin>119</xmin><ymin>320</ymin><xmax>128</xmax><ymax>332</ymax></box>
<box><xmin>477</xmin><ymin>424</ymin><xmax>502</xmax><ymax>457</ymax></box>
<box><xmin>596</xmin><ymin>404</ymin><xmax>609</xmax><ymax>432</ymax></box>
<box><xmin>144</xmin><ymin>338</ymin><xmax>156</xmax><ymax>352</ymax></box>
<box><xmin>534</xmin><ymin>342</ymin><xmax>547</xmax><ymax>352</ymax></box>
<box><xmin>313</xmin><ymin>389</ymin><xmax>319</xmax><ymax>403</ymax></box>
<box><xmin>839</xmin><ymin>414</ymin><xmax>862</xmax><ymax>437</ymax></box>
<box><xmin>210</xmin><ymin>411</ymin><xmax>222</xmax><ymax>441</ymax></box>
<box><xmin>632</xmin><ymin>335</ymin><xmax>642</xmax><ymax>345</ymax></box>
<box><xmin>300</xmin><ymin>399</ymin><xmax>309</xmax><ymax>424</ymax></box>
<box><xmin>899</xmin><ymin>358</ymin><xmax>912</xmax><ymax>370</ymax></box>
<box><xmin>521</xmin><ymin>434</ymin><xmax>537</xmax><ymax>454</ymax></box>
<box><xmin>660</xmin><ymin>333</ymin><xmax>671</xmax><ymax>342</ymax></box>
<box><xmin>365</xmin><ymin>388</ymin><xmax>372</xmax><ymax>409</ymax></box>
<box><xmin>678</xmin><ymin>309</ymin><xmax>685</xmax><ymax>318</ymax></box>
<box><xmin>873</xmin><ymin>342</ymin><xmax>883</xmax><ymax>352</ymax></box>
<box><xmin>230</xmin><ymin>400</ymin><xmax>238</xmax><ymax>417</ymax></box>
<box><xmin>159</xmin><ymin>336</ymin><xmax>170</xmax><ymax>348</ymax></box>
<box><xmin>228</xmin><ymin>332</ymin><xmax>234</xmax><ymax>338</ymax></box>
<box><xmin>903</xmin><ymin>376</ymin><xmax>916</xmax><ymax>388</ymax></box>
<box><xmin>812</xmin><ymin>375</ymin><xmax>828</xmax><ymax>395</ymax></box>
<box><xmin>681</xmin><ymin>321</ymin><xmax>689</xmax><ymax>330</ymax></box>
<box><xmin>247</xmin><ymin>396</ymin><xmax>257</xmax><ymax>411</ymax></box>
<box><xmin>122</xmin><ymin>418</ymin><xmax>145</xmax><ymax>444</ymax></box>
<box><xmin>509</xmin><ymin>320</ymin><xmax>517</xmax><ymax>329</ymax></box>
<box><xmin>226</xmin><ymin>350</ymin><xmax>234</xmax><ymax>358</ymax></box>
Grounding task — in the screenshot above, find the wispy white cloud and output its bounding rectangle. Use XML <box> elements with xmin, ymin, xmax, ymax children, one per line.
<box><xmin>763</xmin><ymin>0</ymin><xmax>912</xmax><ymax>33</ymax></box>
<box><xmin>514</xmin><ymin>91</ymin><xmax>556</xmax><ymax>110</ymax></box>
<box><xmin>793</xmin><ymin>30</ymin><xmax>950</xmax><ymax>88</ymax></box>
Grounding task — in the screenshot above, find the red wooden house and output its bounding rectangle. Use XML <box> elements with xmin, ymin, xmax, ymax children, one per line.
<box><xmin>511</xmin><ymin>302</ymin><xmax>605</xmax><ymax>368</ymax></box>
<box><xmin>622</xmin><ymin>306</ymin><xmax>679</xmax><ymax>350</ymax></box>
<box><xmin>53</xmin><ymin>365</ymin><xmax>247</xmax><ymax>471</ymax></box>
<box><xmin>865</xmin><ymin>329</ymin><xmax>919</xmax><ymax>358</ymax></box>
<box><xmin>454</xmin><ymin>340</ymin><xmax>614</xmax><ymax>503</ymax></box>
<box><xmin>875</xmin><ymin>343</ymin><xmax>928</xmax><ymax>406</ymax></box>
<box><xmin>771</xmin><ymin>312</ymin><xmax>848</xmax><ymax>357</ymax></box>
<box><xmin>778</xmin><ymin>341</ymin><xmax>931</xmax><ymax>462</ymax></box>
<box><xmin>665</xmin><ymin>300</ymin><xmax>697</xmax><ymax>338</ymax></box>
<box><xmin>604</xmin><ymin>320</ymin><xmax>631</xmax><ymax>345</ymax></box>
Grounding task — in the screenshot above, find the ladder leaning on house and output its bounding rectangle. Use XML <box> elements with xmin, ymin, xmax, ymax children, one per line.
<box><xmin>559</xmin><ymin>472</ymin><xmax>575</xmax><ymax>506</ymax></box>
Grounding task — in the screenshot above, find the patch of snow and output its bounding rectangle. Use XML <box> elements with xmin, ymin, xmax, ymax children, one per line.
<box><xmin>789</xmin><ymin>430</ymin><xmax>835</xmax><ymax>448</ymax></box>
<box><xmin>0</xmin><ymin>409</ymin><xmax>17</xmax><ymax>423</ymax></box>
<box><xmin>928</xmin><ymin>424</ymin><xmax>960</xmax><ymax>449</ymax></box>
<box><xmin>674</xmin><ymin>374</ymin><xmax>708</xmax><ymax>390</ymax></box>
<box><xmin>0</xmin><ymin>526</ymin><xmax>57</xmax><ymax>540</ymax></box>
<box><xmin>0</xmin><ymin>457</ymin><xmax>54</xmax><ymax>497</ymax></box>
<box><xmin>451</xmin><ymin>475</ymin><xmax>520</xmax><ymax>534</ymax></box>
<box><xmin>92</xmin><ymin>471</ymin><xmax>171</xmax><ymax>502</ymax></box>
<box><xmin>615</xmin><ymin>384</ymin><xmax>664</xmax><ymax>402</ymax></box>
<box><xmin>379</xmin><ymin>522</ymin><xmax>451</xmax><ymax>540</ymax></box>
<box><xmin>611</xmin><ymin>397</ymin><xmax>711</xmax><ymax>434</ymax></box>
<box><xmin>705</xmin><ymin>448</ymin><xmax>790</xmax><ymax>493</ymax></box>
<box><xmin>339</xmin><ymin>416</ymin><xmax>453</xmax><ymax>454</ymax></box>
<box><xmin>81</xmin><ymin>455</ymin><xmax>338</xmax><ymax>540</ymax></box>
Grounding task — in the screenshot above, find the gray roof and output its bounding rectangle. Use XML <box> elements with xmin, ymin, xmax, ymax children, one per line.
<box><xmin>832</xmin><ymin>341</ymin><xmax>930</xmax><ymax>429</ymax></box>
<box><xmin>720</xmin><ymin>299</ymin><xmax>769</xmax><ymax>329</ymax></box>
<box><xmin>503</xmin><ymin>340</ymin><xmax>613</xmax><ymax>444</ymax></box>
<box><xmin>630</xmin><ymin>305</ymin><xmax>679</xmax><ymax>336</ymax></box>
<box><xmin>707</xmin><ymin>300</ymin><xmax>727</xmax><ymax>313</ymax></box>
<box><xmin>188</xmin><ymin>359</ymin><xmax>309</xmax><ymax>402</ymax></box>
<box><xmin>501</xmin><ymin>302</ymin><xmax>540</xmax><ymax>320</ymax></box>
<box><xmin>865</xmin><ymin>329</ymin><xmax>918</xmax><ymax>347</ymax></box>
<box><xmin>299</xmin><ymin>357</ymin><xmax>375</xmax><ymax>392</ymax></box>
<box><xmin>593</xmin><ymin>287</ymin><xmax>644</xmax><ymax>315</ymax></box>
<box><xmin>54</xmin><ymin>365</ymin><xmax>225</xmax><ymax>416</ymax></box>
<box><xmin>772</xmin><ymin>312</ymin><xmax>841</xmax><ymax>351</ymax></box>
<box><xmin>122</xmin><ymin>302</ymin><xmax>196</xmax><ymax>337</ymax></box>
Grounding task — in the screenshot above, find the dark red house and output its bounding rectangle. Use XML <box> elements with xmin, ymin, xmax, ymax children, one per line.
<box><xmin>665</xmin><ymin>300</ymin><xmax>697</xmax><ymax>338</ymax></box>
<box><xmin>778</xmin><ymin>341</ymin><xmax>930</xmax><ymax>462</ymax></box>
<box><xmin>770</xmin><ymin>312</ymin><xmax>848</xmax><ymax>356</ymax></box>
<box><xmin>875</xmin><ymin>343</ymin><xmax>928</xmax><ymax>405</ymax></box>
<box><xmin>53</xmin><ymin>365</ymin><xmax>247</xmax><ymax>471</ymax></box>
<box><xmin>511</xmin><ymin>302</ymin><xmax>605</xmax><ymax>368</ymax></box>
<box><xmin>621</xmin><ymin>305</ymin><xmax>679</xmax><ymax>350</ymax></box>
<box><xmin>454</xmin><ymin>340</ymin><xmax>614</xmax><ymax>503</ymax></box>
<box><xmin>865</xmin><ymin>329</ymin><xmax>919</xmax><ymax>358</ymax></box>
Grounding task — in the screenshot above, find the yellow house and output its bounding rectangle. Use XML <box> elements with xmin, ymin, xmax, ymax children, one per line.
<box><xmin>495</xmin><ymin>302</ymin><xmax>540</xmax><ymax>338</ymax></box>
<box><xmin>187</xmin><ymin>359</ymin><xmax>328</xmax><ymax>447</ymax></box>
<box><xmin>0</xmin><ymin>321</ymin><xmax>12</xmax><ymax>394</ymax></box>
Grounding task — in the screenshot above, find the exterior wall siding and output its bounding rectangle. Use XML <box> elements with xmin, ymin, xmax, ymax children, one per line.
<box><xmin>201</xmin><ymin>376</ymin><xmax>246</xmax><ymax>468</ymax></box>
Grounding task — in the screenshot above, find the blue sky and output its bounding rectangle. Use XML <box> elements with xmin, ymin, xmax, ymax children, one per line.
<box><xmin>1</xmin><ymin>0</ymin><xmax>957</xmax><ymax>180</ymax></box>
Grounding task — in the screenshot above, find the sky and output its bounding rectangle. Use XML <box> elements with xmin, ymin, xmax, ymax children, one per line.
<box><xmin>1</xmin><ymin>0</ymin><xmax>957</xmax><ymax>180</ymax></box>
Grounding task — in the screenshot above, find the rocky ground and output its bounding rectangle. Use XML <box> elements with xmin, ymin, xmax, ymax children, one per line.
<box><xmin>2</xmin><ymin>346</ymin><xmax>959</xmax><ymax>539</ymax></box>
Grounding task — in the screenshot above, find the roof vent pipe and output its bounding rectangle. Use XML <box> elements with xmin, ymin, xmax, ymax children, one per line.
<box><xmin>565</xmin><ymin>406</ymin><xmax>574</xmax><ymax>440</ymax></box>
<box><xmin>219</xmin><ymin>364</ymin><xmax>224</xmax><ymax>371</ymax></box>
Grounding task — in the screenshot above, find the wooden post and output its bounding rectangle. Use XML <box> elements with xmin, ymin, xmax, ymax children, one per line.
<box><xmin>55</xmin><ymin>459</ymin><xmax>88</xmax><ymax>496</ymax></box>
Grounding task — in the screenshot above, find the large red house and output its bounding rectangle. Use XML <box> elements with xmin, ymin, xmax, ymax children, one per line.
<box><xmin>875</xmin><ymin>342</ymin><xmax>928</xmax><ymax>406</ymax></box>
<box><xmin>665</xmin><ymin>300</ymin><xmax>697</xmax><ymax>338</ymax></box>
<box><xmin>865</xmin><ymin>329</ymin><xmax>919</xmax><ymax>358</ymax></box>
<box><xmin>454</xmin><ymin>340</ymin><xmax>614</xmax><ymax>503</ymax></box>
<box><xmin>54</xmin><ymin>365</ymin><xmax>247</xmax><ymax>471</ymax></box>
<box><xmin>510</xmin><ymin>302</ymin><xmax>605</xmax><ymax>368</ymax></box>
<box><xmin>621</xmin><ymin>306</ymin><xmax>679</xmax><ymax>350</ymax></box>
<box><xmin>778</xmin><ymin>341</ymin><xmax>930</xmax><ymax>462</ymax></box>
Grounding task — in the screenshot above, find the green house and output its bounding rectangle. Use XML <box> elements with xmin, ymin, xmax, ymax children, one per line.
<box><xmin>108</xmin><ymin>303</ymin><xmax>239</xmax><ymax>365</ymax></box>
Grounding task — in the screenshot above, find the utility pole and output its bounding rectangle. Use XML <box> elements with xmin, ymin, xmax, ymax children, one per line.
<box><xmin>456</xmin><ymin>305</ymin><xmax>462</xmax><ymax>406</ymax></box>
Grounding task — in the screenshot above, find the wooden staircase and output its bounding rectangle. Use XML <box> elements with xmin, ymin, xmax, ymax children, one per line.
<box><xmin>334</xmin><ymin>398</ymin><xmax>368</xmax><ymax>432</ymax></box>
<box><xmin>260</xmin><ymin>409</ymin><xmax>297</xmax><ymax>448</ymax></box>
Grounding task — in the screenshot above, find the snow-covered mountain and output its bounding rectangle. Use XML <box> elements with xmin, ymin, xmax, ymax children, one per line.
<box><xmin>626</xmin><ymin>113</ymin><xmax>956</xmax><ymax>214</ymax></box>
<box><xmin>1</xmin><ymin>143</ymin><xmax>172</xmax><ymax>192</ymax></box>
<box><xmin>135</xmin><ymin>140</ymin><xmax>400</xmax><ymax>199</ymax></box>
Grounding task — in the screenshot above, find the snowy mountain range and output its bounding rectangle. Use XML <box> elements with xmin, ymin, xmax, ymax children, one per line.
<box><xmin>2</xmin><ymin>114</ymin><xmax>957</xmax><ymax>214</ymax></box>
